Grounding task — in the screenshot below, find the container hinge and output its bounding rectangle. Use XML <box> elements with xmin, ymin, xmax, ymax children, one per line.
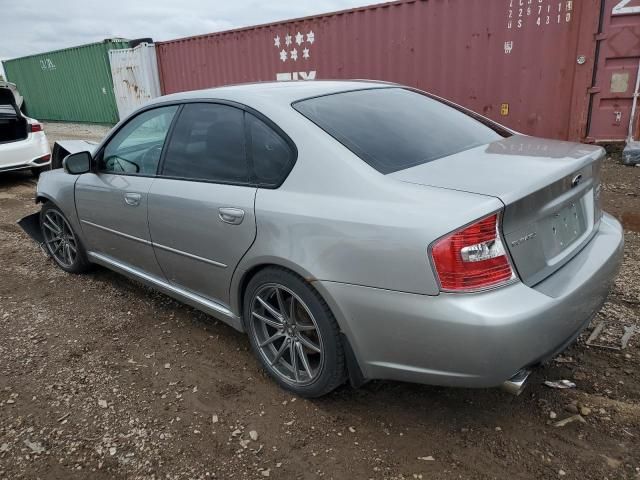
<box><xmin>588</xmin><ymin>87</ymin><xmax>601</xmax><ymax>94</ymax></box>
<box><xmin>595</xmin><ymin>33</ymin><xmax>608</xmax><ymax>41</ymax></box>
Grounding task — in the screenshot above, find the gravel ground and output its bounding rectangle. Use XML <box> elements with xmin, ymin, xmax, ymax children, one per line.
<box><xmin>0</xmin><ymin>125</ymin><xmax>638</xmax><ymax>479</ymax></box>
<box><xmin>41</xmin><ymin>122</ymin><xmax>112</xmax><ymax>146</ymax></box>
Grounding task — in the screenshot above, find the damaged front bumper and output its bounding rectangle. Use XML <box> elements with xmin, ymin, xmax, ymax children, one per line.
<box><xmin>18</xmin><ymin>211</ymin><xmax>45</xmax><ymax>246</ymax></box>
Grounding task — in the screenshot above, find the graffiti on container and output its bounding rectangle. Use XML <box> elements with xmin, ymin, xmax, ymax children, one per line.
<box><xmin>507</xmin><ymin>0</ymin><xmax>573</xmax><ymax>29</ymax></box>
<box><xmin>274</xmin><ymin>30</ymin><xmax>316</xmax><ymax>81</ymax></box>
<box><xmin>276</xmin><ymin>71</ymin><xmax>317</xmax><ymax>81</ymax></box>
<box><xmin>613</xmin><ymin>0</ymin><xmax>640</xmax><ymax>15</ymax></box>
<box><xmin>40</xmin><ymin>58</ymin><xmax>56</xmax><ymax>71</ymax></box>
<box><xmin>504</xmin><ymin>41</ymin><xmax>514</xmax><ymax>54</ymax></box>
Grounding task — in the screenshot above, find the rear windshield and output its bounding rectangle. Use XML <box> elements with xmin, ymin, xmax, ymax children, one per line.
<box><xmin>293</xmin><ymin>87</ymin><xmax>508</xmax><ymax>174</ymax></box>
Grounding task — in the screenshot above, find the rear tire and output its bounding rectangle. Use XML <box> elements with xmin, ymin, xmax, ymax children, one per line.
<box><xmin>244</xmin><ymin>267</ymin><xmax>346</xmax><ymax>397</ymax></box>
<box><xmin>40</xmin><ymin>203</ymin><xmax>91</xmax><ymax>274</ymax></box>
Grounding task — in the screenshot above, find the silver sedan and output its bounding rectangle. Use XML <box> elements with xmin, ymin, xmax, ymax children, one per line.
<box><xmin>24</xmin><ymin>81</ymin><xmax>624</xmax><ymax>397</ymax></box>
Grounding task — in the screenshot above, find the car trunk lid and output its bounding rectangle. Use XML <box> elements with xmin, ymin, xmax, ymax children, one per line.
<box><xmin>389</xmin><ymin>135</ymin><xmax>604</xmax><ymax>287</ymax></box>
<box><xmin>0</xmin><ymin>87</ymin><xmax>28</xmax><ymax>144</ymax></box>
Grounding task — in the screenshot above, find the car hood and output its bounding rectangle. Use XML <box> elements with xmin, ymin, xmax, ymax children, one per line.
<box><xmin>51</xmin><ymin>140</ymin><xmax>99</xmax><ymax>169</ymax></box>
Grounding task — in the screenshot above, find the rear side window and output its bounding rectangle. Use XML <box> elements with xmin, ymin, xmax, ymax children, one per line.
<box><xmin>247</xmin><ymin>114</ymin><xmax>295</xmax><ymax>186</ymax></box>
<box><xmin>161</xmin><ymin>103</ymin><xmax>248</xmax><ymax>184</ymax></box>
<box><xmin>293</xmin><ymin>88</ymin><xmax>507</xmax><ymax>174</ymax></box>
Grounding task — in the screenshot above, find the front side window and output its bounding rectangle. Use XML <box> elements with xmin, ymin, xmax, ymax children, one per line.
<box><xmin>161</xmin><ymin>103</ymin><xmax>248</xmax><ymax>184</ymax></box>
<box><xmin>247</xmin><ymin>114</ymin><xmax>294</xmax><ymax>186</ymax></box>
<box><xmin>293</xmin><ymin>88</ymin><xmax>508</xmax><ymax>174</ymax></box>
<box><xmin>100</xmin><ymin>106</ymin><xmax>178</xmax><ymax>175</ymax></box>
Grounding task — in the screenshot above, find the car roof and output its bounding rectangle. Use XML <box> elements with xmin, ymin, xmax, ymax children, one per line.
<box><xmin>150</xmin><ymin>80</ymin><xmax>395</xmax><ymax>106</ymax></box>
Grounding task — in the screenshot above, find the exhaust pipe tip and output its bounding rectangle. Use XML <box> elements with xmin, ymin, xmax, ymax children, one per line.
<box><xmin>502</xmin><ymin>369</ymin><xmax>531</xmax><ymax>396</ymax></box>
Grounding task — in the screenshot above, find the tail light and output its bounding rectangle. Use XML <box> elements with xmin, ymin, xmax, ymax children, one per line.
<box><xmin>33</xmin><ymin>154</ymin><xmax>51</xmax><ymax>165</ymax></box>
<box><xmin>430</xmin><ymin>213</ymin><xmax>516</xmax><ymax>292</ymax></box>
<box><xmin>29</xmin><ymin>123</ymin><xmax>43</xmax><ymax>133</ymax></box>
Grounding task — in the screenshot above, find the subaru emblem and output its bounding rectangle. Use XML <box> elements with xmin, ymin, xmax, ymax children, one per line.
<box><xmin>571</xmin><ymin>174</ymin><xmax>583</xmax><ymax>188</ymax></box>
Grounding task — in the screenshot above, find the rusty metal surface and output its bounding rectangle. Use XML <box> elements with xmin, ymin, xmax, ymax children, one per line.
<box><xmin>109</xmin><ymin>43</ymin><xmax>162</xmax><ymax>120</ymax></box>
<box><xmin>586</xmin><ymin>0</ymin><xmax>640</xmax><ymax>141</ymax></box>
<box><xmin>156</xmin><ymin>0</ymin><xmax>603</xmax><ymax>141</ymax></box>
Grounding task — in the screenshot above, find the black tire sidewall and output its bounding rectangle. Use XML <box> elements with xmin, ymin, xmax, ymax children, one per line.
<box><xmin>243</xmin><ymin>268</ymin><xmax>345</xmax><ymax>397</ymax></box>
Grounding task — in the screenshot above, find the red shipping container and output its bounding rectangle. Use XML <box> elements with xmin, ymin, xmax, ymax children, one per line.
<box><xmin>585</xmin><ymin>0</ymin><xmax>640</xmax><ymax>142</ymax></box>
<box><xmin>156</xmin><ymin>0</ymin><xmax>640</xmax><ymax>142</ymax></box>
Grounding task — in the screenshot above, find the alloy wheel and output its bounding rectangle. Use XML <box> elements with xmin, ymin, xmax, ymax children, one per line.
<box><xmin>250</xmin><ymin>284</ymin><xmax>324</xmax><ymax>386</ymax></box>
<box><xmin>42</xmin><ymin>210</ymin><xmax>78</xmax><ymax>268</ymax></box>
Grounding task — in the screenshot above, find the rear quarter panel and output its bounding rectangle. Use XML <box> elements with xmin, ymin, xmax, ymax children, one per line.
<box><xmin>233</xmin><ymin>102</ymin><xmax>504</xmax><ymax>311</ymax></box>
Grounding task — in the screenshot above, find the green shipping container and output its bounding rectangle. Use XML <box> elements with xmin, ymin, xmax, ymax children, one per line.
<box><xmin>2</xmin><ymin>39</ymin><xmax>130</xmax><ymax>124</ymax></box>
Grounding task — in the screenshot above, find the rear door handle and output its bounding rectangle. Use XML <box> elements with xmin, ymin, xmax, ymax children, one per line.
<box><xmin>218</xmin><ymin>207</ymin><xmax>245</xmax><ymax>225</ymax></box>
<box><xmin>124</xmin><ymin>192</ymin><xmax>142</xmax><ymax>206</ymax></box>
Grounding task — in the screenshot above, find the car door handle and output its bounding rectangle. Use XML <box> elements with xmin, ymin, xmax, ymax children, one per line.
<box><xmin>218</xmin><ymin>207</ymin><xmax>245</xmax><ymax>225</ymax></box>
<box><xmin>124</xmin><ymin>192</ymin><xmax>142</xmax><ymax>206</ymax></box>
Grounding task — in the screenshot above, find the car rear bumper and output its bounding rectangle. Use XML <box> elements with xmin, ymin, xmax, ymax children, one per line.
<box><xmin>315</xmin><ymin>213</ymin><xmax>624</xmax><ymax>388</ymax></box>
<box><xmin>0</xmin><ymin>132</ymin><xmax>51</xmax><ymax>171</ymax></box>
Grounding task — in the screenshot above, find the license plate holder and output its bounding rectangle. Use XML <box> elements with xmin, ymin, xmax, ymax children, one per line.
<box><xmin>547</xmin><ymin>202</ymin><xmax>586</xmax><ymax>253</ymax></box>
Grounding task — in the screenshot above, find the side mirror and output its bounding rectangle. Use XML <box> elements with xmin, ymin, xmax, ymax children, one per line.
<box><xmin>62</xmin><ymin>151</ymin><xmax>92</xmax><ymax>175</ymax></box>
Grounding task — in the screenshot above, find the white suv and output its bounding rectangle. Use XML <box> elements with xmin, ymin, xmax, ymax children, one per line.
<box><xmin>0</xmin><ymin>83</ymin><xmax>51</xmax><ymax>177</ymax></box>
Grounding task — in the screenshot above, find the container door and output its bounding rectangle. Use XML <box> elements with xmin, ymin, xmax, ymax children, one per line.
<box><xmin>586</xmin><ymin>0</ymin><xmax>640</xmax><ymax>141</ymax></box>
<box><xmin>109</xmin><ymin>43</ymin><xmax>162</xmax><ymax>121</ymax></box>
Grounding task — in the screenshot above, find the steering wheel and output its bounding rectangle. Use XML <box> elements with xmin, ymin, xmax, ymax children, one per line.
<box><xmin>105</xmin><ymin>155</ymin><xmax>140</xmax><ymax>174</ymax></box>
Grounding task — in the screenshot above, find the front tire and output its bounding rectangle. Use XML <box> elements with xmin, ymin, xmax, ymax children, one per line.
<box><xmin>244</xmin><ymin>268</ymin><xmax>346</xmax><ymax>397</ymax></box>
<box><xmin>40</xmin><ymin>203</ymin><xmax>91</xmax><ymax>274</ymax></box>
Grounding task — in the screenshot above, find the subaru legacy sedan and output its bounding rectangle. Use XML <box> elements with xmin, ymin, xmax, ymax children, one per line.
<box><xmin>24</xmin><ymin>81</ymin><xmax>624</xmax><ymax>397</ymax></box>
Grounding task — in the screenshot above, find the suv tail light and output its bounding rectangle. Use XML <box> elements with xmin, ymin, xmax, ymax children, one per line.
<box><xmin>29</xmin><ymin>123</ymin><xmax>43</xmax><ymax>133</ymax></box>
<box><xmin>33</xmin><ymin>154</ymin><xmax>51</xmax><ymax>165</ymax></box>
<box><xmin>430</xmin><ymin>213</ymin><xmax>516</xmax><ymax>292</ymax></box>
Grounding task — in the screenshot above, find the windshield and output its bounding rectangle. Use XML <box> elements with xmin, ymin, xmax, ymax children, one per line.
<box><xmin>293</xmin><ymin>87</ymin><xmax>509</xmax><ymax>174</ymax></box>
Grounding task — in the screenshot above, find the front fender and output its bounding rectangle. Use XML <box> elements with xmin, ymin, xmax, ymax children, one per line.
<box><xmin>36</xmin><ymin>169</ymin><xmax>86</xmax><ymax>246</ymax></box>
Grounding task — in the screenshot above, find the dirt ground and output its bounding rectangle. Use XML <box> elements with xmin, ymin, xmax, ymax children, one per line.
<box><xmin>0</xmin><ymin>125</ymin><xmax>638</xmax><ymax>479</ymax></box>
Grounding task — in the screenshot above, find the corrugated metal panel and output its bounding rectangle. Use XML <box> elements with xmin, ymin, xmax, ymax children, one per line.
<box><xmin>109</xmin><ymin>43</ymin><xmax>162</xmax><ymax>120</ymax></box>
<box><xmin>2</xmin><ymin>39</ymin><xmax>130</xmax><ymax>124</ymax></box>
<box><xmin>586</xmin><ymin>0</ymin><xmax>640</xmax><ymax>141</ymax></box>
<box><xmin>156</xmin><ymin>0</ymin><xmax>602</xmax><ymax>141</ymax></box>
